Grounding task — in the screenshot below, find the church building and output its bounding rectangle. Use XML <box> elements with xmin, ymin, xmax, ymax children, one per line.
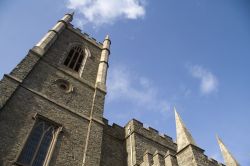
<box><xmin>0</xmin><ymin>13</ymin><xmax>239</xmax><ymax>166</ymax></box>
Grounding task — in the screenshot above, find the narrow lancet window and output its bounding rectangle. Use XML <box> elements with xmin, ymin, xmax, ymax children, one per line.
<box><xmin>64</xmin><ymin>46</ymin><xmax>84</xmax><ymax>72</ymax></box>
<box><xmin>16</xmin><ymin>116</ymin><xmax>62</xmax><ymax>166</ymax></box>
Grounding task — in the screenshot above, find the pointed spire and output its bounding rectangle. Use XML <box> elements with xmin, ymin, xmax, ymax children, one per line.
<box><xmin>105</xmin><ymin>34</ymin><xmax>110</xmax><ymax>40</ymax></box>
<box><xmin>174</xmin><ymin>107</ymin><xmax>197</xmax><ymax>152</ymax></box>
<box><xmin>216</xmin><ymin>135</ymin><xmax>239</xmax><ymax>166</ymax></box>
<box><xmin>104</xmin><ymin>34</ymin><xmax>111</xmax><ymax>45</ymax></box>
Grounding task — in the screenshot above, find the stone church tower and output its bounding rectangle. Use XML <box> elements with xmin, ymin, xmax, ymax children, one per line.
<box><xmin>0</xmin><ymin>13</ymin><xmax>239</xmax><ymax>166</ymax></box>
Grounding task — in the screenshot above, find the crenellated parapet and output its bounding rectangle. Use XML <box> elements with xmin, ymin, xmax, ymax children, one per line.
<box><xmin>138</xmin><ymin>150</ymin><xmax>178</xmax><ymax>166</ymax></box>
<box><xmin>67</xmin><ymin>24</ymin><xmax>103</xmax><ymax>49</ymax></box>
<box><xmin>101</xmin><ymin>104</ymin><xmax>233</xmax><ymax>166</ymax></box>
<box><xmin>31</xmin><ymin>12</ymin><xmax>106</xmax><ymax>58</ymax></box>
<box><xmin>208</xmin><ymin>157</ymin><xmax>225</xmax><ymax>166</ymax></box>
<box><xmin>102</xmin><ymin>118</ymin><xmax>125</xmax><ymax>140</ymax></box>
<box><xmin>124</xmin><ymin>119</ymin><xmax>177</xmax><ymax>166</ymax></box>
<box><xmin>125</xmin><ymin>119</ymin><xmax>176</xmax><ymax>151</ymax></box>
<box><xmin>137</xmin><ymin>148</ymin><xmax>226</xmax><ymax>166</ymax></box>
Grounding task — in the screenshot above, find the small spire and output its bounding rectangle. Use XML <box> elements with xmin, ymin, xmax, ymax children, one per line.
<box><xmin>216</xmin><ymin>135</ymin><xmax>239</xmax><ymax>166</ymax></box>
<box><xmin>102</xmin><ymin>34</ymin><xmax>111</xmax><ymax>49</ymax></box>
<box><xmin>104</xmin><ymin>35</ymin><xmax>111</xmax><ymax>44</ymax></box>
<box><xmin>70</xmin><ymin>11</ymin><xmax>75</xmax><ymax>16</ymax></box>
<box><xmin>174</xmin><ymin>107</ymin><xmax>197</xmax><ymax>152</ymax></box>
<box><xmin>105</xmin><ymin>34</ymin><xmax>110</xmax><ymax>40</ymax></box>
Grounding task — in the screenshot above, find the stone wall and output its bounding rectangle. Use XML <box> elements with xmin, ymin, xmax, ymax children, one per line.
<box><xmin>100</xmin><ymin>119</ymin><xmax>127</xmax><ymax>166</ymax></box>
<box><xmin>124</xmin><ymin>119</ymin><xmax>177</xmax><ymax>166</ymax></box>
<box><xmin>0</xmin><ymin>15</ymin><xmax>227</xmax><ymax>166</ymax></box>
<box><xmin>0</xmin><ymin>21</ymin><xmax>106</xmax><ymax>166</ymax></box>
<box><xmin>0</xmin><ymin>86</ymin><xmax>89</xmax><ymax>165</ymax></box>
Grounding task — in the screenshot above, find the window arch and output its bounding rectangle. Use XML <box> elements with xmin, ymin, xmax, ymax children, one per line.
<box><xmin>16</xmin><ymin>115</ymin><xmax>62</xmax><ymax>166</ymax></box>
<box><xmin>63</xmin><ymin>46</ymin><xmax>85</xmax><ymax>72</ymax></box>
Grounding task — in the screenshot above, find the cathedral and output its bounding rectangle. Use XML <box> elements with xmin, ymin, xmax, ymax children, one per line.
<box><xmin>0</xmin><ymin>13</ymin><xmax>240</xmax><ymax>166</ymax></box>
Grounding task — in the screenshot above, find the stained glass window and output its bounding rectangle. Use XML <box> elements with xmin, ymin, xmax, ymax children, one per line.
<box><xmin>64</xmin><ymin>46</ymin><xmax>85</xmax><ymax>72</ymax></box>
<box><xmin>16</xmin><ymin>117</ymin><xmax>61</xmax><ymax>166</ymax></box>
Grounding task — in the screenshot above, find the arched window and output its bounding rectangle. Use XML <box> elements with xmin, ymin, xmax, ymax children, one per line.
<box><xmin>63</xmin><ymin>46</ymin><xmax>84</xmax><ymax>72</ymax></box>
<box><xmin>16</xmin><ymin>115</ymin><xmax>62</xmax><ymax>166</ymax></box>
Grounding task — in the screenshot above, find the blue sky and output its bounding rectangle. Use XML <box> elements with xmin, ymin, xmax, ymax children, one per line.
<box><xmin>0</xmin><ymin>0</ymin><xmax>249</xmax><ymax>165</ymax></box>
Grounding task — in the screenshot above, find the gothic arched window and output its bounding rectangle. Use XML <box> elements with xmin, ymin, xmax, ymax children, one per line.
<box><xmin>63</xmin><ymin>46</ymin><xmax>84</xmax><ymax>72</ymax></box>
<box><xmin>16</xmin><ymin>115</ymin><xmax>62</xmax><ymax>166</ymax></box>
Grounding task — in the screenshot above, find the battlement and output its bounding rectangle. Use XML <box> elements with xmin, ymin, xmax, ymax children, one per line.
<box><xmin>102</xmin><ymin>118</ymin><xmax>125</xmax><ymax>140</ymax></box>
<box><xmin>138</xmin><ymin>149</ymin><xmax>178</xmax><ymax>166</ymax></box>
<box><xmin>125</xmin><ymin>119</ymin><xmax>177</xmax><ymax>151</ymax></box>
<box><xmin>138</xmin><ymin>149</ymin><xmax>225</xmax><ymax>166</ymax></box>
<box><xmin>67</xmin><ymin>23</ymin><xmax>103</xmax><ymax>49</ymax></box>
<box><xmin>207</xmin><ymin>156</ymin><xmax>225</xmax><ymax>166</ymax></box>
<box><xmin>102</xmin><ymin>118</ymin><xmax>177</xmax><ymax>151</ymax></box>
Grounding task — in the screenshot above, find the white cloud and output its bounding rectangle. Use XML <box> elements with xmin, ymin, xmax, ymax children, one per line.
<box><xmin>189</xmin><ymin>65</ymin><xmax>218</xmax><ymax>95</ymax></box>
<box><xmin>66</xmin><ymin>0</ymin><xmax>146</xmax><ymax>26</ymax></box>
<box><xmin>107</xmin><ymin>65</ymin><xmax>170</xmax><ymax>113</ymax></box>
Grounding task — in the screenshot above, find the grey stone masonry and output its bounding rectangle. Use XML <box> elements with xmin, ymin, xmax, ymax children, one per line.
<box><xmin>0</xmin><ymin>12</ymin><xmax>106</xmax><ymax>166</ymax></box>
<box><xmin>0</xmin><ymin>12</ymin><xmax>239</xmax><ymax>166</ymax></box>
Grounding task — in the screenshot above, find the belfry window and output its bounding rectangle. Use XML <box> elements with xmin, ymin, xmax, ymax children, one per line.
<box><xmin>63</xmin><ymin>46</ymin><xmax>84</xmax><ymax>72</ymax></box>
<box><xmin>16</xmin><ymin>115</ymin><xmax>62</xmax><ymax>166</ymax></box>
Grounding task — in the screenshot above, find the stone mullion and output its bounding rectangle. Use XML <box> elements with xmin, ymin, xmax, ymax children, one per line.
<box><xmin>67</xmin><ymin>48</ymin><xmax>77</xmax><ymax>68</ymax></box>
<box><xmin>30</xmin><ymin>123</ymin><xmax>46</xmax><ymax>165</ymax></box>
<box><xmin>73</xmin><ymin>51</ymin><xmax>82</xmax><ymax>71</ymax></box>
<box><xmin>43</xmin><ymin>126</ymin><xmax>62</xmax><ymax>166</ymax></box>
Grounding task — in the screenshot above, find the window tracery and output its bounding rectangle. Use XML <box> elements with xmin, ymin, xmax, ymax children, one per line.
<box><xmin>64</xmin><ymin>46</ymin><xmax>84</xmax><ymax>72</ymax></box>
<box><xmin>16</xmin><ymin>116</ymin><xmax>62</xmax><ymax>166</ymax></box>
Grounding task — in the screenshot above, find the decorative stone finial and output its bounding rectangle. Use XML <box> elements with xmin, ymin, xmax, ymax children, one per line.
<box><xmin>103</xmin><ymin>35</ymin><xmax>111</xmax><ymax>50</ymax></box>
<box><xmin>105</xmin><ymin>35</ymin><xmax>110</xmax><ymax>40</ymax></box>
<box><xmin>174</xmin><ymin>107</ymin><xmax>197</xmax><ymax>152</ymax></box>
<box><xmin>70</xmin><ymin>11</ymin><xmax>75</xmax><ymax>17</ymax></box>
<box><xmin>216</xmin><ymin>135</ymin><xmax>239</xmax><ymax>166</ymax></box>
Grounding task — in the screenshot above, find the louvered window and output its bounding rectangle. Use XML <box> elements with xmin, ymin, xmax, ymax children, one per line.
<box><xmin>64</xmin><ymin>46</ymin><xmax>84</xmax><ymax>72</ymax></box>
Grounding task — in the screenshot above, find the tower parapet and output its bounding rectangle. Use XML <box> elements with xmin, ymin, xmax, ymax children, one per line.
<box><xmin>67</xmin><ymin>24</ymin><xmax>103</xmax><ymax>48</ymax></box>
<box><xmin>125</xmin><ymin>119</ymin><xmax>177</xmax><ymax>166</ymax></box>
